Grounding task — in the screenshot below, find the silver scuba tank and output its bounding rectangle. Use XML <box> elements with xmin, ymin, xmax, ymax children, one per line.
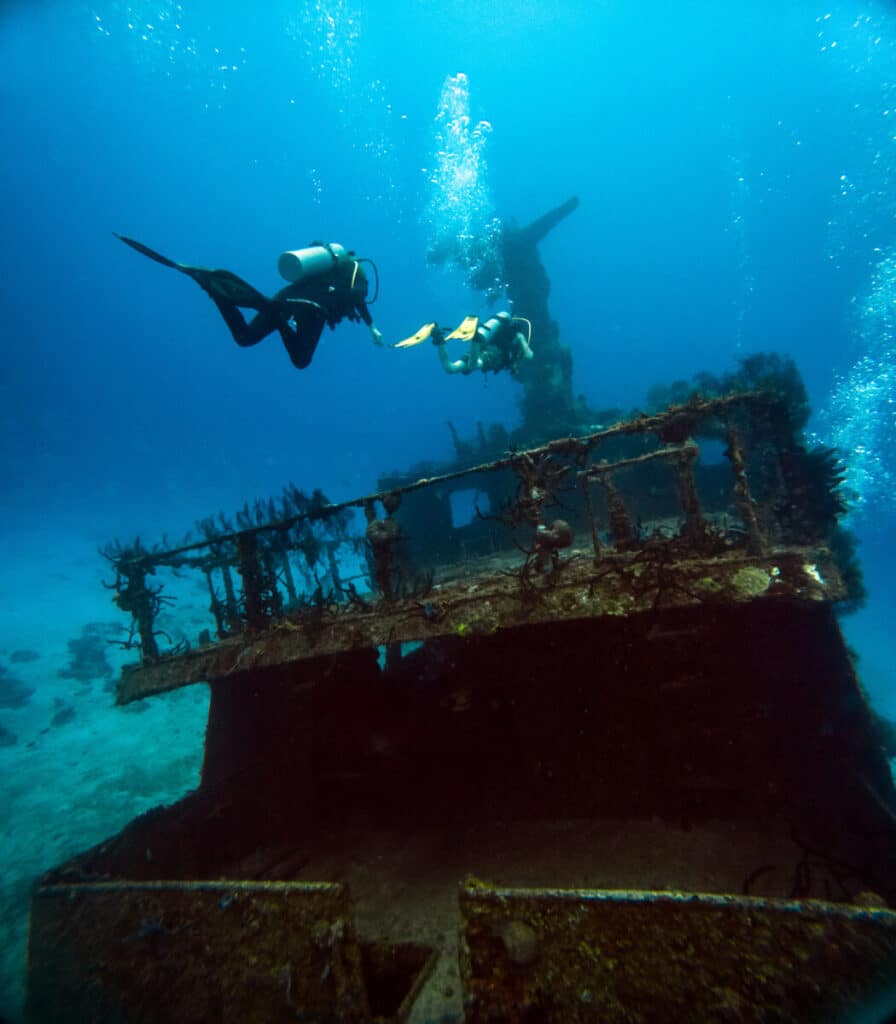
<box><xmin>277</xmin><ymin>243</ymin><xmax>348</xmax><ymax>283</ymax></box>
<box><xmin>478</xmin><ymin>311</ymin><xmax>512</xmax><ymax>344</ymax></box>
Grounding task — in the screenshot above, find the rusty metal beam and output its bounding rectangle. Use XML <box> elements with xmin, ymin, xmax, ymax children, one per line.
<box><xmin>116</xmin><ymin>546</ymin><xmax>844</xmax><ymax>704</ymax></box>
<box><xmin>112</xmin><ymin>393</ymin><xmax>780</xmax><ymax>573</ymax></box>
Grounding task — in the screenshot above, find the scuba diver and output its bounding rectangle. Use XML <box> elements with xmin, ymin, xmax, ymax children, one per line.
<box><xmin>396</xmin><ymin>311</ymin><xmax>533</xmax><ymax>377</ymax></box>
<box><xmin>427</xmin><ymin>196</ymin><xmax>580</xmax><ymax>427</ymax></box>
<box><xmin>115</xmin><ymin>235</ymin><xmax>384</xmax><ymax>369</ymax></box>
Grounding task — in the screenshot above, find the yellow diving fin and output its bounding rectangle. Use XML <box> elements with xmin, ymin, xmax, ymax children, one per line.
<box><xmin>394</xmin><ymin>322</ymin><xmax>437</xmax><ymax>349</ymax></box>
<box><xmin>445</xmin><ymin>315</ymin><xmax>479</xmax><ymax>342</ymax></box>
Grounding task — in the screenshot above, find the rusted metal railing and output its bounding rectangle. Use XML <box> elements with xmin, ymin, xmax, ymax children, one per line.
<box><xmin>103</xmin><ymin>392</ymin><xmax>837</xmax><ymax>664</ymax></box>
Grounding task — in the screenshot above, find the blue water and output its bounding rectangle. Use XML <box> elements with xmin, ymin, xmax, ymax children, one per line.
<box><xmin>2</xmin><ymin>1</ymin><xmax>893</xmax><ymax>534</ymax></box>
<box><xmin>3</xmin><ymin>0</ymin><xmax>896</xmax><ymax>1016</ymax></box>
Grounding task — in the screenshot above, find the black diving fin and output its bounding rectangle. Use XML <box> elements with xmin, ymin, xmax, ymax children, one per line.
<box><xmin>114</xmin><ymin>233</ymin><xmax>181</xmax><ymax>269</ymax></box>
<box><xmin>115</xmin><ymin>233</ymin><xmax>269</xmax><ymax>309</ymax></box>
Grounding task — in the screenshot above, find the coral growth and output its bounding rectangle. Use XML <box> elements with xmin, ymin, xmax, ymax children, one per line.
<box><xmin>0</xmin><ymin>663</ymin><xmax>34</xmax><ymax>709</ymax></box>
<box><xmin>49</xmin><ymin>699</ymin><xmax>76</xmax><ymax>728</ymax></box>
<box><xmin>10</xmin><ymin>649</ymin><xmax>39</xmax><ymax>663</ymax></box>
<box><xmin>57</xmin><ymin>624</ymin><xmax>116</xmax><ymax>684</ymax></box>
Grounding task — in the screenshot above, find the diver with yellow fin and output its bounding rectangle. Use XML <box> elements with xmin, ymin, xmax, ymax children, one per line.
<box><xmin>396</xmin><ymin>311</ymin><xmax>533</xmax><ymax>377</ymax></box>
<box><xmin>115</xmin><ymin>234</ymin><xmax>384</xmax><ymax>369</ymax></box>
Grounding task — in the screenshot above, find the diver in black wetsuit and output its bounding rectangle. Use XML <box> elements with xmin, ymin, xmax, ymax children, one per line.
<box><xmin>115</xmin><ymin>235</ymin><xmax>384</xmax><ymax>369</ymax></box>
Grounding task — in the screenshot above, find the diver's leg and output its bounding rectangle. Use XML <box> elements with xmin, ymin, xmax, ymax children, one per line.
<box><xmin>208</xmin><ymin>296</ymin><xmax>282</xmax><ymax>347</ymax></box>
<box><xmin>277</xmin><ymin>314</ymin><xmax>326</xmax><ymax>369</ymax></box>
<box><xmin>115</xmin><ymin>235</ymin><xmax>271</xmax><ymax>310</ymax></box>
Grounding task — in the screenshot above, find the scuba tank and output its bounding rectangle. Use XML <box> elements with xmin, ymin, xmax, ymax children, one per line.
<box><xmin>277</xmin><ymin>243</ymin><xmax>349</xmax><ymax>284</ymax></box>
<box><xmin>477</xmin><ymin>312</ymin><xmax>532</xmax><ymax>373</ymax></box>
<box><xmin>477</xmin><ymin>310</ymin><xmax>513</xmax><ymax>345</ymax></box>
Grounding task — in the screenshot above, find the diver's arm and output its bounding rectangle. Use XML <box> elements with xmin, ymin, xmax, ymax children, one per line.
<box><xmin>466</xmin><ymin>336</ymin><xmax>486</xmax><ymax>374</ymax></box>
<box><xmin>355</xmin><ymin>297</ymin><xmax>373</xmax><ymax>326</ymax></box>
<box><xmin>515</xmin><ymin>331</ymin><xmax>534</xmax><ymax>363</ymax></box>
<box><xmin>353</xmin><ymin>296</ymin><xmax>384</xmax><ymax>346</ymax></box>
<box><xmin>437</xmin><ymin>343</ymin><xmax>469</xmax><ymax>375</ymax></box>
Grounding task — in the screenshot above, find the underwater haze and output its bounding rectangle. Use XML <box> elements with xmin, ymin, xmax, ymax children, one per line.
<box><xmin>2</xmin><ymin>0</ymin><xmax>896</xmax><ymax>1017</ymax></box>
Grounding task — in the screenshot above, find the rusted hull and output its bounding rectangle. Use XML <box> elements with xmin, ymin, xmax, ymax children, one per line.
<box><xmin>27</xmin><ymin>878</ymin><xmax>896</xmax><ymax>1022</ymax></box>
<box><xmin>459</xmin><ymin>883</ymin><xmax>896</xmax><ymax>1023</ymax></box>
<box><xmin>26</xmin><ymin>881</ymin><xmax>369</xmax><ymax>1024</ymax></box>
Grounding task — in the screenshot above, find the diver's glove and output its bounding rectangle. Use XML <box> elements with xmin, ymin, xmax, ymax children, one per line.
<box><xmin>370</xmin><ymin>325</ymin><xmax>385</xmax><ymax>347</ymax></box>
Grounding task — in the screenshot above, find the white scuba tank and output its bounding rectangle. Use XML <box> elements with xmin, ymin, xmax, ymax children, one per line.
<box><xmin>277</xmin><ymin>243</ymin><xmax>348</xmax><ymax>284</ymax></box>
<box><xmin>478</xmin><ymin>311</ymin><xmax>512</xmax><ymax>344</ymax></box>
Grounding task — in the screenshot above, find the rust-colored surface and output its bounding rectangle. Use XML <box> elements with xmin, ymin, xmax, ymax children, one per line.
<box><xmin>459</xmin><ymin>881</ymin><xmax>896</xmax><ymax>1022</ymax></box>
<box><xmin>117</xmin><ymin>546</ymin><xmax>842</xmax><ymax>704</ymax></box>
<box><xmin>26</xmin><ymin>880</ymin><xmax>369</xmax><ymax>1024</ymax></box>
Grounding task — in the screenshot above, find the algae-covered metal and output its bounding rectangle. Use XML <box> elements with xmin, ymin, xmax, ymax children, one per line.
<box><xmin>459</xmin><ymin>881</ymin><xmax>896</xmax><ymax>1022</ymax></box>
<box><xmin>117</xmin><ymin>545</ymin><xmax>843</xmax><ymax>703</ymax></box>
<box><xmin>26</xmin><ymin>880</ymin><xmax>369</xmax><ymax>1023</ymax></box>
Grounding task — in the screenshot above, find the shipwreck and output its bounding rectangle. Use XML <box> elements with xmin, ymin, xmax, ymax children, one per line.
<box><xmin>22</xmin><ymin>372</ymin><xmax>896</xmax><ymax>1023</ymax></box>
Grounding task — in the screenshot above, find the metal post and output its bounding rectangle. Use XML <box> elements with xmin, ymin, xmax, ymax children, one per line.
<box><xmin>580</xmin><ymin>476</ymin><xmax>602</xmax><ymax>561</ymax></box>
<box><xmin>220</xmin><ymin>562</ymin><xmax>242</xmax><ymax>633</ymax></box>
<box><xmin>204</xmin><ymin>568</ymin><xmax>226</xmax><ymax>638</ymax></box>
<box><xmin>115</xmin><ymin>565</ymin><xmax>159</xmax><ymax>662</ymax></box>
<box><xmin>674</xmin><ymin>445</ymin><xmax>706</xmax><ymax>544</ymax></box>
<box><xmin>724</xmin><ymin>423</ymin><xmax>765</xmax><ymax>555</ymax></box>
<box><xmin>364</xmin><ymin>501</ymin><xmax>400</xmax><ymax>601</ymax></box>
<box><xmin>603</xmin><ymin>474</ymin><xmax>635</xmax><ymax>550</ymax></box>
<box><xmin>236</xmin><ymin>532</ymin><xmax>267</xmax><ymax>630</ymax></box>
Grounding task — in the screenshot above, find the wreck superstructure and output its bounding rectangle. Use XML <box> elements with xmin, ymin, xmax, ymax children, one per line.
<box><xmin>26</xmin><ymin>389</ymin><xmax>896</xmax><ymax>1022</ymax></box>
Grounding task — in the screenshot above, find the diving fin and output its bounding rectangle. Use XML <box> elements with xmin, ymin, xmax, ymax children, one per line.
<box><xmin>184</xmin><ymin>268</ymin><xmax>269</xmax><ymax>309</ymax></box>
<box><xmin>445</xmin><ymin>315</ymin><xmax>478</xmax><ymax>342</ymax></box>
<box><xmin>115</xmin><ymin>233</ymin><xmax>268</xmax><ymax>309</ymax></box>
<box><xmin>114</xmin><ymin>233</ymin><xmax>181</xmax><ymax>269</ymax></box>
<box><xmin>394</xmin><ymin>322</ymin><xmax>437</xmax><ymax>349</ymax></box>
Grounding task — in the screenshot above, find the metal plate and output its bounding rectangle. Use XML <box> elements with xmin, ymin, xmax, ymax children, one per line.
<box><xmin>26</xmin><ymin>880</ymin><xmax>369</xmax><ymax>1023</ymax></box>
<box><xmin>460</xmin><ymin>882</ymin><xmax>896</xmax><ymax>1022</ymax></box>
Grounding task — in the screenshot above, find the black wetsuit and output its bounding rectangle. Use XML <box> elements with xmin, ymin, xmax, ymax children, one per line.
<box><xmin>209</xmin><ymin>258</ymin><xmax>373</xmax><ymax>370</ymax></box>
<box><xmin>115</xmin><ymin>233</ymin><xmax>374</xmax><ymax>371</ymax></box>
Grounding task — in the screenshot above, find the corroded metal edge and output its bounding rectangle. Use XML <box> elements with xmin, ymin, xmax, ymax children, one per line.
<box><xmin>460</xmin><ymin>881</ymin><xmax>896</xmax><ymax>922</ymax></box>
<box><xmin>117</xmin><ymin>545</ymin><xmax>843</xmax><ymax>704</ymax></box>
<box><xmin>35</xmin><ymin>879</ymin><xmax>345</xmax><ymax>896</ymax></box>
